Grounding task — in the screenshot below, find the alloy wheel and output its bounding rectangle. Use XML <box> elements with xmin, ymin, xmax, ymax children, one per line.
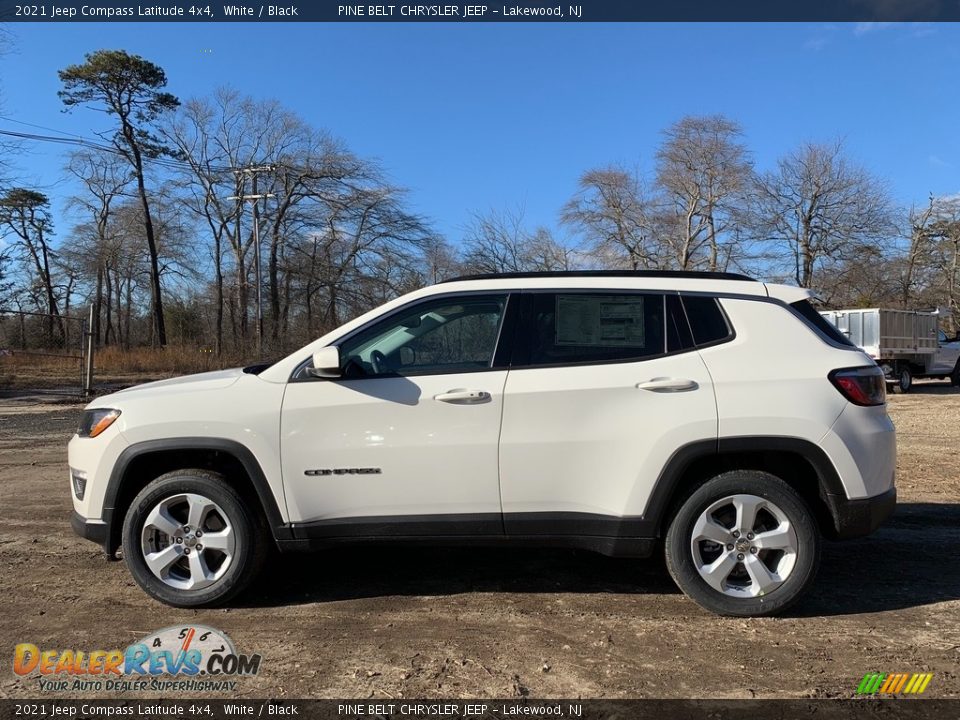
<box><xmin>140</xmin><ymin>493</ymin><xmax>237</xmax><ymax>591</ymax></box>
<box><xmin>689</xmin><ymin>493</ymin><xmax>799</xmax><ymax>598</ymax></box>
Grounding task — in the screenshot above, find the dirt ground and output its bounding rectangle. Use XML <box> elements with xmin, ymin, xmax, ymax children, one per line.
<box><xmin>1</xmin><ymin>383</ymin><xmax>958</xmax><ymax>700</ymax></box>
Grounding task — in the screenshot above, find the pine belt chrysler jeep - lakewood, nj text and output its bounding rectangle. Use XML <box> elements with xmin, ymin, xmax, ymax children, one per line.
<box><xmin>69</xmin><ymin>271</ymin><xmax>896</xmax><ymax>616</ymax></box>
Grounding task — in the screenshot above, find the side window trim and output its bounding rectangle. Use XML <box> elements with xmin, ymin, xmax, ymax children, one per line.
<box><xmin>290</xmin><ymin>290</ymin><xmax>517</xmax><ymax>382</ymax></box>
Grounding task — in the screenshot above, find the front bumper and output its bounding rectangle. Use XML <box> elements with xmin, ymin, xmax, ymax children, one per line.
<box><xmin>824</xmin><ymin>486</ymin><xmax>896</xmax><ymax>540</ymax></box>
<box><xmin>70</xmin><ymin>511</ymin><xmax>116</xmax><ymax>559</ymax></box>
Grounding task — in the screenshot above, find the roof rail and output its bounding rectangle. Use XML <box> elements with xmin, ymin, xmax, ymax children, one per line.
<box><xmin>441</xmin><ymin>270</ymin><xmax>757</xmax><ymax>283</ymax></box>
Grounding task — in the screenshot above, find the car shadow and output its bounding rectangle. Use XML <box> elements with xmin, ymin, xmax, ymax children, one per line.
<box><xmin>238</xmin><ymin>502</ymin><xmax>960</xmax><ymax>616</ymax></box>
<box><xmin>892</xmin><ymin>380</ymin><xmax>958</xmax><ymax>395</ymax></box>
<box><xmin>796</xmin><ymin>502</ymin><xmax>960</xmax><ymax>616</ymax></box>
<box><xmin>241</xmin><ymin>544</ymin><xmax>680</xmax><ymax>607</ymax></box>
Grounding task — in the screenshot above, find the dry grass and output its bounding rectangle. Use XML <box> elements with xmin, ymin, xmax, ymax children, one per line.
<box><xmin>0</xmin><ymin>353</ymin><xmax>82</xmax><ymax>390</ymax></box>
<box><xmin>0</xmin><ymin>345</ymin><xmax>251</xmax><ymax>390</ymax></box>
<box><xmin>92</xmin><ymin>345</ymin><xmax>245</xmax><ymax>374</ymax></box>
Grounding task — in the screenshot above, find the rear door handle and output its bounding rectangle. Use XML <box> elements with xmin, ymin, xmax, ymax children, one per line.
<box><xmin>636</xmin><ymin>377</ymin><xmax>699</xmax><ymax>393</ymax></box>
<box><xmin>434</xmin><ymin>389</ymin><xmax>492</xmax><ymax>404</ymax></box>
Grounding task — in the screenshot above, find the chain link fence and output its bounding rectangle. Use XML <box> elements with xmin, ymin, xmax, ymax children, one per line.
<box><xmin>0</xmin><ymin>307</ymin><xmax>93</xmax><ymax>397</ymax></box>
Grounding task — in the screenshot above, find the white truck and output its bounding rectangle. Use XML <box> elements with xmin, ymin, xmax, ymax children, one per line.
<box><xmin>819</xmin><ymin>307</ymin><xmax>960</xmax><ymax>392</ymax></box>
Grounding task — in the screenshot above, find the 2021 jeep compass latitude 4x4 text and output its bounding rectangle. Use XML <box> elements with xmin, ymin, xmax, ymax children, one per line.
<box><xmin>69</xmin><ymin>271</ymin><xmax>896</xmax><ymax>616</ymax></box>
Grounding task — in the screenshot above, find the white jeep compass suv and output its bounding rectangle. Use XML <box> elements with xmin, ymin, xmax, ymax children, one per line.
<box><xmin>68</xmin><ymin>271</ymin><xmax>896</xmax><ymax>616</ymax></box>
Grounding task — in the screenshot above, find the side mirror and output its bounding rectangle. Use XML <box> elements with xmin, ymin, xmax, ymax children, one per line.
<box><xmin>307</xmin><ymin>346</ymin><xmax>341</xmax><ymax>378</ymax></box>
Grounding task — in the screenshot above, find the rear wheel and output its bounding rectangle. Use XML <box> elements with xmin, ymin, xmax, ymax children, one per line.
<box><xmin>665</xmin><ymin>471</ymin><xmax>821</xmax><ymax>617</ymax></box>
<box><xmin>122</xmin><ymin>469</ymin><xmax>268</xmax><ymax>607</ymax></box>
<box><xmin>893</xmin><ymin>366</ymin><xmax>912</xmax><ymax>393</ymax></box>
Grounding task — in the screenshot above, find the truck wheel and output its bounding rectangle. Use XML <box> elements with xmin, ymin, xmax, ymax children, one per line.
<box><xmin>121</xmin><ymin>469</ymin><xmax>268</xmax><ymax>608</ymax></box>
<box><xmin>951</xmin><ymin>363</ymin><xmax>960</xmax><ymax>387</ymax></box>
<box><xmin>664</xmin><ymin>471</ymin><xmax>821</xmax><ymax>617</ymax></box>
<box><xmin>893</xmin><ymin>366</ymin><xmax>912</xmax><ymax>394</ymax></box>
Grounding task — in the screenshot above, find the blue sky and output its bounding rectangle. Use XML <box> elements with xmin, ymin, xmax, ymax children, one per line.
<box><xmin>1</xmin><ymin>22</ymin><xmax>959</xmax><ymax>243</ymax></box>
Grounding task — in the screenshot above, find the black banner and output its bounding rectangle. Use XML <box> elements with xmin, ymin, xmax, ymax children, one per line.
<box><xmin>2</xmin><ymin>0</ymin><xmax>960</xmax><ymax>23</ymax></box>
<box><xmin>0</xmin><ymin>699</ymin><xmax>954</xmax><ymax>720</ymax></box>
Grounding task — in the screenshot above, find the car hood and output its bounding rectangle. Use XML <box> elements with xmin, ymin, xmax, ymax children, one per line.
<box><xmin>99</xmin><ymin>367</ymin><xmax>246</xmax><ymax>404</ymax></box>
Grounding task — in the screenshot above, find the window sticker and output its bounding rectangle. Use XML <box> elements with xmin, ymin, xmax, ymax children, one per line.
<box><xmin>555</xmin><ymin>295</ymin><xmax>646</xmax><ymax>347</ymax></box>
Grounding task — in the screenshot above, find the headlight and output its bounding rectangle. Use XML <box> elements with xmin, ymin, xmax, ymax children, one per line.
<box><xmin>77</xmin><ymin>409</ymin><xmax>121</xmax><ymax>438</ymax></box>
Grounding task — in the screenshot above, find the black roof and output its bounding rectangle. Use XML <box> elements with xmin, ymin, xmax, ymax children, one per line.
<box><xmin>442</xmin><ymin>270</ymin><xmax>756</xmax><ymax>283</ymax></box>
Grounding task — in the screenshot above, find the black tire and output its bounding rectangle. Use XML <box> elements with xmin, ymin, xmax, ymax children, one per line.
<box><xmin>122</xmin><ymin>469</ymin><xmax>268</xmax><ymax>608</ymax></box>
<box><xmin>951</xmin><ymin>363</ymin><xmax>960</xmax><ymax>388</ymax></box>
<box><xmin>892</xmin><ymin>366</ymin><xmax>912</xmax><ymax>394</ymax></box>
<box><xmin>664</xmin><ymin>471</ymin><xmax>821</xmax><ymax>617</ymax></box>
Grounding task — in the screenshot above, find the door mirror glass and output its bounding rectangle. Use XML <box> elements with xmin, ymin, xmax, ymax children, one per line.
<box><xmin>308</xmin><ymin>346</ymin><xmax>341</xmax><ymax>378</ymax></box>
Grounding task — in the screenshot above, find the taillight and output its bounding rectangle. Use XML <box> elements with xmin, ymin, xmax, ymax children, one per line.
<box><xmin>829</xmin><ymin>366</ymin><xmax>886</xmax><ymax>406</ymax></box>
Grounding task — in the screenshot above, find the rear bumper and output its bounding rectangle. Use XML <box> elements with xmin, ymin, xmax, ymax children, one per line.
<box><xmin>824</xmin><ymin>486</ymin><xmax>896</xmax><ymax>540</ymax></box>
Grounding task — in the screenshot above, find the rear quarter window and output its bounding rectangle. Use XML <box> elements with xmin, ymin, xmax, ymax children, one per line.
<box><xmin>681</xmin><ymin>295</ymin><xmax>733</xmax><ymax>347</ymax></box>
<box><xmin>790</xmin><ymin>300</ymin><xmax>856</xmax><ymax>347</ymax></box>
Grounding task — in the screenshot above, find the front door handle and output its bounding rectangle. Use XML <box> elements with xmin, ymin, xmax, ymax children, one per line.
<box><xmin>636</xmin><ymin>377</ymin><xmax>699</xmax><ymax>393</ymax></box>
<box><xmin>434</xmin><ymin>389</ymin><xmax>492</xmax><ymax>404</ymax></box>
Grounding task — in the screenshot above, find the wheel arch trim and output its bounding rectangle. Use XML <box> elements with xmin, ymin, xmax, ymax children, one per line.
<box><xmin>643</xmin><ymin>435</ymin><xmax>846</xmax><ymax>535</ymax></box>
<box><xmin>102</xmin><ymin>437</ymin><xmax>289</xmax><ymax>557</ymax></box>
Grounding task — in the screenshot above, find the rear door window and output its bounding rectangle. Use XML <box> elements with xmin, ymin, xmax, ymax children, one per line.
<box><xmin>514</xmin><ymin>292</ymin><xmax>667</xmax><ymax>366</ymax></box>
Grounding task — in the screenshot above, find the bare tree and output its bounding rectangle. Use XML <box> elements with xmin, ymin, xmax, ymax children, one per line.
<box><xmin>895</xmin><ymin>196</ymin><xmax>940</xmax><ymax>308</ymax></box>
<box><xmin>66</xmin><ymin>150</ymin><xmax>133</xmax><ymax>345</ymax></box>
<box><xmin>656</xmin><ymin>115</ymin><xmax>753</xmax><ymax>271</ymax></box>
<box><xmin>925</xmin><ymin>198</ymin><xmax>960</xmax><ymax>333</ymax></box>
<box><xmin>261</xmin><ymin>138</ymin><xmax>369</xmax><ymax>343</ymax></box>
<box><xmin>165</xmin><ymin>92</ymin><xmax>241</xmax><ymax>354</ymax></box>
<box><xmin>419</xmin><ymin>238</ymin><xmax>462</xmax><ymax>284</ymax></box>
<box><xmin>752</xmin><ymin>140</ymin><xmax>893</xmax><ymax>291</ymax></box>
<box><xmin>561</xmin><ymin>166</ymin><xmax>663</xmax><ymax>270</ymax></box>
<box><xmin>167</xmin><ymin>90</ymin><xmax>370</xmax><ymax>352</ymax></box>
<box><xmin>0</xmin><ymin>188</ymin><xmax>64</xmax><ymax>343</ymax></box>
<box><xmin>463</xmin><ymin>206</ymin><xmax>573</xmax><ymax>274</ymax></box>
<box><xmin>168</xmin><ymin>89</ymin><xmax>437</xmax><ymax>352</ymax></box>
<box><xmin>100</xmin><ymin>201</ymin><xmax>153</xmax><ymax>349</ymax></box>
<box><xmin>308</xmin><ymin>183</ymin><xmax>432</xmax><ymax>329</ymax></box>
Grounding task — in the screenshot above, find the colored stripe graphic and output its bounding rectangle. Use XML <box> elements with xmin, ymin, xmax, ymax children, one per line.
<box><xmin>892</xmin><ymin>674</ymin><xmax>908</xmax><ymax>693</ymax></box>
<box><xmin>857</xmin><ymin>672</ymin><xmax>933</xmax><ymax>694</ymax></box>
<box><xmin>857</xmin><ymin>674</ymin><xmax>878</xmax><ymax>694</ymax></box>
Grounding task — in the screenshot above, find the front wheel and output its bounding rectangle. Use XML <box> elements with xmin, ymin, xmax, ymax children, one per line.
<box><xmin>665</xmin><ymin>471</ymin><xmax>821</xmax><ymax>617</ymax></box>
<box><xmin>122</xmin><ymin>469</ymin><xmax>268</xmax><ymax>607</ymax></box>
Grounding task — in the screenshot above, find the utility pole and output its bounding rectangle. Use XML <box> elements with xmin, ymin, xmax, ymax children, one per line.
<box><xmin>229</xmin><ymin>166</ymin><xmax>275</xmax><ymax>359</ymax></box>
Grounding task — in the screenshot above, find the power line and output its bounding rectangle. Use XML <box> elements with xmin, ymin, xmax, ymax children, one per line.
<box><xmin>0</xmin><ymin>124</ymin><xmax>237</xmax><ymax>174</ymax></box>
<box><xmin>0</xmin><ymin>116</ymin><xmax>347</xmax><ymax>180</ymax></box>
<box><xmin>0</xmin><ymin>115</ymin><xmax>94</xmax><ymax>139</ymax></box>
